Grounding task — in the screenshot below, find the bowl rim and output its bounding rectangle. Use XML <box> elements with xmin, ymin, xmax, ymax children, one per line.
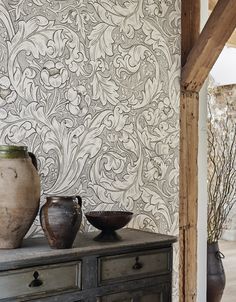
<box><xmin>85</xmin><ymin>210</ymin><xmax>133</xmax><ymax>217</ymax></box>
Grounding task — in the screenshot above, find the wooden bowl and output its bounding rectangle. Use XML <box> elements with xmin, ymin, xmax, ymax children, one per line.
<box><xmin>85</xmin><ymin>211</ymin><xmax>133</xmax><ymax>242</ymax></box>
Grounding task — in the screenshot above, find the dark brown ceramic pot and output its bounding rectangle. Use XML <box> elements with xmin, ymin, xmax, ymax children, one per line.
<box><xmin>40</xmin><ymin>196</ymin><xmax>82</xmax><ymax>249</ymax></box>
<box><xmin>207</xmin><ymin>241</ymin><xmax>226</xmax><ymax>302</ymax></box>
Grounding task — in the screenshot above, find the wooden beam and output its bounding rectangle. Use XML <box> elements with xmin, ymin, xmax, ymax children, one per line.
<box><xmin>181</xmin><ymin>1</ymin><xmax>236</xmax><ymax>301</ymax></box>
<box><xmin>180</xmin><ymin>1</ymin><xmax>200</xmax><ymax>301</ymax></box>
<box><xmin>209</xmin><ymin>0</ymin><xmax>217</xmax><ymax>11</ymax></box>
<box><xmin>209</xmin><ymin>0</ymin><xmax>236</xmax><ymax>48</ymax></box>
<box><xmin>228</xmin><ymin>31</ymin><xmax>236</xmax><ymax>48</ymax></box>
<box><xmin>182</xmin><ymin>0</ymin><xmax>236</xmax><ymax>91</ymax></box>
<box><xmin>179</xmin><ymin>91</ymin><xmax>199</xmax><ymax>302</ymax></box>
<box><xmin>181</xmin><ymin>1</ymin><xmax>200</xmax><ymax>66</ymax></box>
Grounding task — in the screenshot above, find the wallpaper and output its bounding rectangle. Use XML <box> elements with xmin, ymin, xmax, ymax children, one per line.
<box><xmin>0</xmin><ymin>0</ymin><xmax>180</xmax><ymax>298</ymax></box>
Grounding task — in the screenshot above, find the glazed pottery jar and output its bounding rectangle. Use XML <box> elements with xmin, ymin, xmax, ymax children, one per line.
<box><xmin>207</xmin><ymin>242</ymin><xmax>226</xmax><ymax>302</ymax></box>
<box><xmin>40</xmin><ymin>196</ymin><xmax>82</xmax><ymax>249</ymax></box>
<box><xmin>0</xmin><ymin>145</ymin><xmax>40</xmax><ymax>249</ymax></box>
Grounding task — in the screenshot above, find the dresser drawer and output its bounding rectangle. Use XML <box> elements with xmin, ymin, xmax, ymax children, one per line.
<box><xmin>0</xmin><ymin>261</ymin><xmax>81</xmax><ymax>300</ymax></box>
<box><xmin>98</xmin><ymin>248</ymin><xmax>171</xmax><ymax>285</ymax></box>
<box><xmin>97</xmin><ymin>283</ymin><xmax>169</xmax><ymax>302</ymax></box>
<box><xmin>97</xmin><ymin>291</ymin><xmax>162</xmax><ymax>302</ymax></box>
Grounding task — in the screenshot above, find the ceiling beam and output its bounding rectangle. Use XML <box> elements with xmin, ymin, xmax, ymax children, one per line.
<box><xmin>182</xmin><ymin>0</ymin><xmax>236</xmax><ymax>92</ymax></box>
<box><xmin>209</xmin><ymin>0</ymin><xmax>236</xmax><ymax>48</ymax></box>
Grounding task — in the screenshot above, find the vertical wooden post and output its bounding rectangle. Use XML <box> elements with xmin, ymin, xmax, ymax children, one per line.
<box><xmin>179</xmin><ymin>91</ymin><xmax>199</xmax><ymax>301</ymax></box>
<box><xmin>180</xmin><ymin>0</ymin><xmax>236</xmax><ymax>300</ymax></box>
<box><xmin>181</xmin><ymin>1</ymin><xmax>200</xmax><ymax>67</ymax></box>
<box><xmin>180</xmin><ymin>1</ymin><xmax>200</xmax><ymax>301</ymax></box>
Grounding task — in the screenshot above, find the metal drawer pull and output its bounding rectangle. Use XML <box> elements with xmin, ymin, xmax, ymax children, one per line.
<box><xmin>29</xmin><ymin>271</ymin><xmax>43</xmax><ymax>287</ymax></box>
<box><xmin>132</xmin><ymin>256</ymin><xmax>143</xmax><ymax>270</ymax></box>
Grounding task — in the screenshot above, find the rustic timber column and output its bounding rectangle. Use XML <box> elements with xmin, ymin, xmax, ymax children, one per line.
<box><xmin>180</xmin><ymin>0</ymin><xmax>236</xmax><ymax>300</ymax></box>
<box><xmin>180</xmin><ymin>1</ymin><xmax>200</xmax><ymax>301</ymax></box>
<box><xmin>181</xmin><ymin>1</ymin><xmax>200</xmax><ymax>67</ymax></box>
<box><xmin>179</xmin><ymin>90</ymin><xmax>199</xmax><ymax>301</ymax></box>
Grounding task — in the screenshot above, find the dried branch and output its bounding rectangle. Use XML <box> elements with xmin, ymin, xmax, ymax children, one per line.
<box><xmin>207</xmin><ymin>87</ymin><xmax>236</xmax><ymax>243</ymax></box>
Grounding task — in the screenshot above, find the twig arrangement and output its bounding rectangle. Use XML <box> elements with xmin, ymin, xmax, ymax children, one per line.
<box><xmin>207</xmin><ymin>86</ymin><xmax>236</xmax><ymax>243</ymax></box>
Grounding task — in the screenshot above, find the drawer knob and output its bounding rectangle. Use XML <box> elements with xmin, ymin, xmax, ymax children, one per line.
<box><xmin>132</xmin><ymin>256</ymin><xmax>143</xmax><ymax>270</ymax></box>
<box><xmin>29</xmin><ymin>271</ymin><xmax>43</xmax><ymax>287</ymax></box>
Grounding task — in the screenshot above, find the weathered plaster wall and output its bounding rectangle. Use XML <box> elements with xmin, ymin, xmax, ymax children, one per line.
<box><xmin>0</xmin><ymin>0</ymin><xmax>180</xmax><ymax>299</ymax></box>
<box><xmin>211</xmin><ymin>47</ymin><xmax>236</xmax><ymax>86</ymax></box>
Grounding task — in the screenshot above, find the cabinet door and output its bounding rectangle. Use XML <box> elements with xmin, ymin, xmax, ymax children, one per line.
<box><xmin>97</xmin><ymin>285</ymin><xmax>169</xmax><ymax>302</ymax></box>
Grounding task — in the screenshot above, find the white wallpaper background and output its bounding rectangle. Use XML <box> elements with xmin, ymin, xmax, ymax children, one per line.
<box><xmin>0</xmin><ymin>0</ymin><xmax>180</xmax><ymax>299</ymax></box>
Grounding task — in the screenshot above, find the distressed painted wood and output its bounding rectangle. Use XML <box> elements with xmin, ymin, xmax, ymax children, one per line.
<box><xmin>0</xmin><ymin>229</ymin><xmax>176</xmax><ymax>302</ymax></box>
<box><xmin>82</xmin><ymin>256</ymin><xmax>98</xmax><ymax>290</ymax></box>
<box><xmin>97</xmin><ymin>286</ymin><xmax>163</xmax><ymax>302</ymax></box>
<box><xmin>179</xmin><ymin>91</ymin><xmax>199</xmax><ymax>302</ymax></box>
<box><xmin>0</xmin><ymin>262</ymin><xmax>81</xmax><ymax>300</ymax></box>
<box><xmin>98</xmin><ymin>248</ymin><xmax>171</xmax><ymax>285</ymax></box>
<box><xmin>0</xmin><ymin>229</ymin><xmax>176</xmax><ymax>272</ymax></box>
<box><xmin>182</xmin><ymin>0</ymin><xmax>236</xmax><ymax>91</ymax></box>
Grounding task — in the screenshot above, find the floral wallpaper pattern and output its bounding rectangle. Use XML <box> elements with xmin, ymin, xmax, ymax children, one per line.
<box><xmin>0</xmin><ymin>0</ymin><xmax>180</xmax><ymax>298</ymax></box>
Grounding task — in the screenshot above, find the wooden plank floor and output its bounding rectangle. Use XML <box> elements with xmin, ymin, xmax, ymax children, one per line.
<box><xmin>219</xmin><ymin>240</ymin><xmax>236</xmax><ymax>302</ymax></box>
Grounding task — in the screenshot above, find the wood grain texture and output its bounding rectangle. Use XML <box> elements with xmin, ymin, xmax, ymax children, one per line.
<box><xmin>180</xmin><ymin>0</ymin><xmax>236</xmax><ymax>301</ymax></box>
<box><xmin>227</xmin><ymin>31</ymin><xmax>236</xmax><ymax>48</ymax></box>
<box><xmin>209</xmin><ymin>0</ymin><xmax>216</xmax><ymax>11</ymax></box>
<box><xmin>179</xmin><ymin>91</ymin><xmax>199</xmax><ymax>302</ymax></box>
<box><xmin>182</xmin><ymin>0</ymin><xmax>236</xmax><ymax>91</ymax></box>
<box><xmin>209</xmin><ymin>0</ymin><xmax>236</xmax><ymax>48</ymax></box>
<box><xmin>181</xmin><ymin>0</ymin><xmax>200</xmax><ymax>67</ymax></box>
<box><xmin>180</xmin><ymin>1</ymin><xmax>200</xmax><ymax>301</ymax></box>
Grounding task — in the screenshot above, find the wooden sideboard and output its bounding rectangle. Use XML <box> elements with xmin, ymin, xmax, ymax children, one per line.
<box><xmin>0</xmin><ymin>229</ymin><xmax>177</xmax><ymax>302</ymax></box>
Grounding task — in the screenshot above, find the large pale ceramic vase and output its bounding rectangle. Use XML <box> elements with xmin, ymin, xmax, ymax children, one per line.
<box><xmin>0</xmin><ymin>145</ymin><xmax>40</xmax><ymax>249</ymax></box>
<box><xmin>207</xmin><ymin>242</ymin><xmax>226</xmax><ymax>302</ymax></box>
<box><xmin>40</xmin><ymin>196</ymin><xmax>82</xmax><ymax>249</ymax></box>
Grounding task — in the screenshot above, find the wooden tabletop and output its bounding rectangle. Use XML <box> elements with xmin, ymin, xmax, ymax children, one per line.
<box><xmin>0</xmin><ymin>228</ymin><xmax>177</xmax><ymax>271</ymax></box>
